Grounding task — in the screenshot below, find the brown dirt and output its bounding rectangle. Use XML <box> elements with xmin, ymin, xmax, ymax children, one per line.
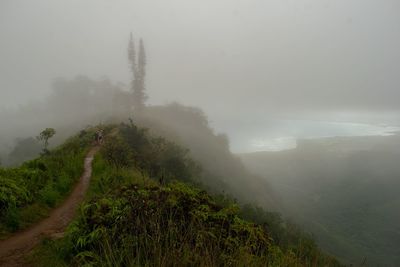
<box><xmin>0</xmin><ymin>146</ymin><xmax>99</xmax><ymax>267</ymax></box>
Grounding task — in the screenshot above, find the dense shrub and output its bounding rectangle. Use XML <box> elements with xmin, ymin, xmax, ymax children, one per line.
<box><xmin>60</xmin><ymin>183</ymin><xmax>274</xmax><ymax>266</ymax></box>
<box><xmin>101</xmin><ymin>136</ymin><xmax>134</xmax><ymax>168</ymax></box>
<box><xmin>36</xmin><ymin>179</ymin><xmax>341</xmax><ymax>266</ymax></box>
<box><xmin>101</xmin><ymin>123</ymin><xmax>201</xmax><ymax>183</ymax></box>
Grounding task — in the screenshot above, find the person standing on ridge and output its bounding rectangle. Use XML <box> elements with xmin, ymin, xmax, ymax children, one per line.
<box><xmin>94</xmin><ymin>129</ymin><xmax>104</xmax><ymax>145</ymax></box>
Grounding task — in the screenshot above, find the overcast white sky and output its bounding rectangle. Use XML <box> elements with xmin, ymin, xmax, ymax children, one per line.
<box><xmin>1</xmin><ymin>0</ymin><xmax>400</xmax><ymax>119</ymax></box>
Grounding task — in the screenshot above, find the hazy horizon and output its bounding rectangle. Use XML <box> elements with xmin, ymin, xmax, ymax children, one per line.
<box><xmin>2</xmin><ymin>0</ymin><xmax>400</xmax><ymax>119</ymax></box>
<box><xmin>2</xmin><ymin>2</ymin><xmax>400</xmax><ymax>265</ymax></box>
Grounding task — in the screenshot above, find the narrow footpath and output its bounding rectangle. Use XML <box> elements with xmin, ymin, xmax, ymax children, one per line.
<box><xmin>0</xmin><ymin>146</ymin><xmax>99</xmax><ymax>267</ymax></box>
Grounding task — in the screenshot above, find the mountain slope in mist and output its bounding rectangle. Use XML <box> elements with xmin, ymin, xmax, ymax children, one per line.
<box><xmin>0</xmin><ymin>76</ymin><xmax>127</xmax><ymax>165</ymax></box>
<box><xmin>0</xmin><ymin>77</ymin><xmax>279</xmax><ymax>211</ymax></box>
<box><xmin>26</xmin><ymin>123</ymin><xmax>341</xmax><ymax>266</ymax></box>
<box><xmin>240</xmin><ymin>134</ymin><xmax>400</xmax><ymax>266</ymax></box>
<box><xmin>133</xmin><ymin>103</ymin><xmax>281</xmax><ymax>210</ymax></box>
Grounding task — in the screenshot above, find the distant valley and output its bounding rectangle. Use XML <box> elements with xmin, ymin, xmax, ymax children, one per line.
<box><xmin>240</xmin><ymin>134</ymin><xmax>400</xmax><ymax>266</ymax></box>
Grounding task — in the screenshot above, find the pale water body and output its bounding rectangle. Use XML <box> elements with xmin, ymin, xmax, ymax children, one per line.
<box><xmin>213</xmin><ymin>118</ymin><xmax>400</xmax><ymax>153</ymax></box>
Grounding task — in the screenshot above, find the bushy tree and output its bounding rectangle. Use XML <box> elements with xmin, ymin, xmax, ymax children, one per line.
<box><xmin>37</xmin><ymin>128</ymin><xmax>56</xmax><ymax>152</ymax></box>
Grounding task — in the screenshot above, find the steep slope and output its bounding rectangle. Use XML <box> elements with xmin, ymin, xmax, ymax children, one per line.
<box><xmin>133</xmin><ymin>103</ymin><xmax>281</xmax><ymax>210</ymax></box>
<box><xmin>29</xmin><ymin>123</ymin><xmax>341</xmax><ymax>266</ymax></box>
<box><xmin>240</xmin><ymin>134</ymin><xmax>400</xmax><ymax>266</ymax></box>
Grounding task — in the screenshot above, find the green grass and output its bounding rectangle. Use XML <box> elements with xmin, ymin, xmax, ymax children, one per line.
<box><xmin>0</xmin><ymin>127</ymin><xmax>98</xmax><ymax>238</ymax></box>
<box><xmin>31</xmin><ymin>175</ymin><xmax>340</xmax><ymax>266</ymax></box>
<box><xmin>29</xmin><ymin>123</ymin><xmax>342</xmax><ymax>266</ymax></box>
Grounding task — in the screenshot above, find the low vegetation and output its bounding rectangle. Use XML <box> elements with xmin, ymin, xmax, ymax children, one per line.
<box><xmin>30</xmin><ymin>123</ymin><xmax>341</xmax><ymax>266</ymax></box>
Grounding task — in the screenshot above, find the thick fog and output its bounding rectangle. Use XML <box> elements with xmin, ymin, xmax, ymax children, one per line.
<box><xmin>1</xmin><ymin>0</ymin><xmax>400</xmax><ymax>155</ymax></box>
<box><xmin>2</xmin><ymin>2</ymin><xmax>400</xmax><ymax>264</ymax></box>
<box><xmin>1</xmin><ymin>0</ymin><xmax>400</xmax><ymax>115</ymax></box>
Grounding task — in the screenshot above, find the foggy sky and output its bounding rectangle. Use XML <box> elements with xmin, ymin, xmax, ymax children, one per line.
<box><xmin>1</xmin><ymin>0</ymin><xmax>400</xmax><ymax>119</ymax></box>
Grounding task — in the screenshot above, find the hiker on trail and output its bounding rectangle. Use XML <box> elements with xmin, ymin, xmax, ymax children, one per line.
<box><xmin>98</xmin><ymin>130</ymin><xmax>104</xmax><ymax>144</ymax></box>
<box><xmin>95</xmin><ymin>130</ymin><xmax>104</xmax><ymax>145</ymax></box>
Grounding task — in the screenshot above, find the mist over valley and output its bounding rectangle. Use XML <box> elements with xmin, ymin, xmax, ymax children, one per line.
<box><xmin>1</xmin><ymin>1</ymin><xmax>400</xmax><ymax>266</ymax></box>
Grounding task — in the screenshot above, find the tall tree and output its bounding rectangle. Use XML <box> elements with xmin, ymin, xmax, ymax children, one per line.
<box><xmin>128</xmin><ymin>34</ymin><xmax>147</xmax><ymax>112</ymax></box>
<box><xmin>128</xmin><ymin>33</ymin><xmax>136</xmax><ymax>75</ymax></box>
<box><xmin>137</xmin><ymin>39</ymin><xmax>147</xmax><ymax>103</ymax></box>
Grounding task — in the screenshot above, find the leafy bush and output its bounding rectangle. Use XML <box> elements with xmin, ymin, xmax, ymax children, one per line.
<box><xmin>101</xmin><ymin>123</ymin><xmax>201</xmax><ymax>183</ymax></box>
<box><xmin>4</xmin><ymin>204</ymin><xmax>20</xmax><ymax>231</ymax></box>
<box><xmin>37</xmin><ymin>180</ymin><xmax>340</xmax><ymax>267</ymax></box>
<box><xmin>57</xmin><ymin>182</ymin><xmax>272</xmax><ymax>266</ymax></box>
<box><xmin>100</xmin><ymin>136</ymin><xmax>134</xmax><ymax>168</ymax></box>
<box><xmin>39</xmin><ymin>183</ymin><xmax>60</xmax><ymax>207</ymax></box>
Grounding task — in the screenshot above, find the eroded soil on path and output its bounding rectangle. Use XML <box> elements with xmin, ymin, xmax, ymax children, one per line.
<box><xmin>0</xmin><ymin>147</ymin><xmax>99</xmax><ymax>267</ymax></box>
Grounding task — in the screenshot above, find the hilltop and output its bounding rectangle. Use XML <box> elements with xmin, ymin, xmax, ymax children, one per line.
<box><xmin>1</xmin><ymin>122</ymin><xmax>342</xmax><ymax>266</ymax></box>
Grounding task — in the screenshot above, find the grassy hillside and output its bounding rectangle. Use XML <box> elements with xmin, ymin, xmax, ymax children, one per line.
<box><xmin>29</xmin><ymin>123</ymin><xmax>341</xmax><ymax>266</ymax></box>
<box><xmin>240</xmin><ymin>135</ymin><xmax>400</xmax><ymax>266</ymax></box>
<box><xmin>133</xmin><ymin>103</ymin><xmax>281</xmax><ymax>210</ymax></box>
<box><xmin>1</xmin><ymin>95</ymin><xmax>281</xmax><ymax>212</ymax></box>
<box><xmin>0</xmin><ymin>127</ymin><xmax>97</xmax><ymax>238</ymax></box>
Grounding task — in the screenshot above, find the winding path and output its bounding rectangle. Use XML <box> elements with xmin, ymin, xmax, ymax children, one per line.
<box><xmin>0</xmin><ymin>146</ymin><xmax>99</xmax><ymax>267</ymax></box>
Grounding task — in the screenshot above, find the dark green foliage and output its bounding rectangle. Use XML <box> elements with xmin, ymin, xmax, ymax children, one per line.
<box><xmin>241</xmin><ymin>204</ymin><xmax>286</xmax><ymax>245</ymax></box>
<box><xmin>103</xmin><ymin>123</ymin><xmax>201</xmax><ymax>183</ymax></box>
<box><xmin>37</xmin><ymin>179</ymin><xmax>340</xmax><ymax>266</ymax></box>
<box><xmin>31</xmin><ymin>124</ymin><xmax>341</xmax><ymax>266</ymax></box>
<box><xmin>101</xmin><ymin>136</ymin><xmax>133</xmax><ymax>168</ymax></box>
<box><xmin>51</xmin><ymin>183</ymin><xmax>273</xmax><ymax>266</ymax></box>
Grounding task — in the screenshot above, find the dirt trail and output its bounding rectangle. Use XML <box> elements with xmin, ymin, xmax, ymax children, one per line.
<box><xmin>0</xmin><ymin>146</ymin><xmax>99</xmax><ymax>267</ymax></box>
